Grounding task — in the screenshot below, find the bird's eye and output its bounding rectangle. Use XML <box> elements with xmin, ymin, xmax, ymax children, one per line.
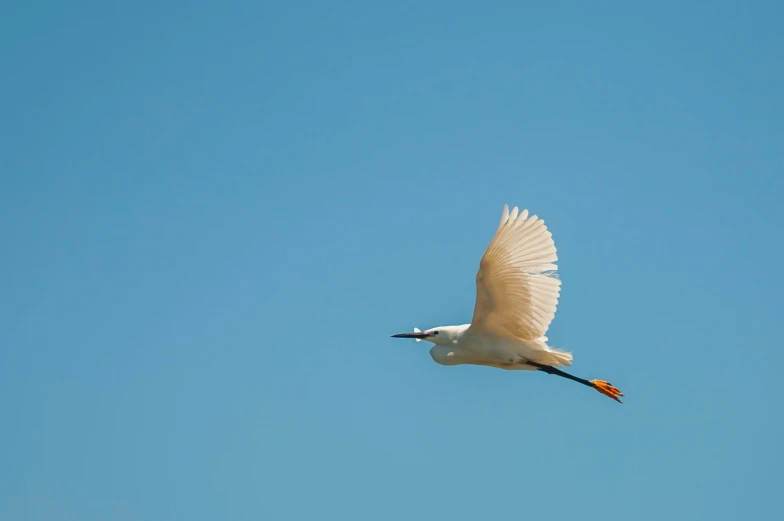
<box><xmin>433</xmin><ymin>331</ymin><xmax>439</xmax><ymax>336</ymax></box>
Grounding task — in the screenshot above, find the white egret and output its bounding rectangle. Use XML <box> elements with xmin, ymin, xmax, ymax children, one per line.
<box><xmin>392</xmin><ymin>204</ymin><xmax>623</xmax><ymax>403</ymax></box>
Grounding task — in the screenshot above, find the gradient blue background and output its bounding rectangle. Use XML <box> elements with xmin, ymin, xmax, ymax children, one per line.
<box><xmin>3</xmin><ymin>1</ymin><xmax>783</xmax><ymax>520</ymax></box>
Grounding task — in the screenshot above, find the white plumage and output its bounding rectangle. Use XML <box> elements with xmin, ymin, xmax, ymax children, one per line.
<box><xmin>471</xmin><ymin>204</ymin><xmax>571</xmax><ymax>367</ymax></box>
<box><xmin>392</xmin><ymin>204</ymin><xmax>623</xmax><ymax>403</ymax></box>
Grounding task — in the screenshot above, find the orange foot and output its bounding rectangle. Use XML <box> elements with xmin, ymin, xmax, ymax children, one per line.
<box><xmin>591</xmin><ymin>380</ymin><xmax>624</xmax><ymax>403</ymax></box>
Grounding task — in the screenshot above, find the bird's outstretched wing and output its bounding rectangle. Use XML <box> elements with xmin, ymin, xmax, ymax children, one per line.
<box><xmin>471</xmin><ymin>204</ymin><xmax>561</xmax><ymax>342</ymax></box>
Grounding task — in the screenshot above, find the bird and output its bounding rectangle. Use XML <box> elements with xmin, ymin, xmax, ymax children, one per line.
<box><xmin>392</xmin><ymin>204</ymin><xmax>623</xmax><ymax>403</ymax></box>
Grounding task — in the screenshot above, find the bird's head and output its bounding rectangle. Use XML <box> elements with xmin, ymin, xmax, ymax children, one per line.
<box><xmin>391</xmin><ymin>325</ymin><xmax>465</xmax><ymax>345</ymax></box>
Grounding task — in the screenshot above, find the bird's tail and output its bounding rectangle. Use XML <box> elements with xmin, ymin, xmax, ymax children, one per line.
<box><xmin>538</xmin><ymin>346</ymin><xmax>573</xmax><ymax>367</ymax></box>
<box><xmin>529</xmin><ymin>337</ymin><xmax>573</xmax><ymax>367</ymax></box>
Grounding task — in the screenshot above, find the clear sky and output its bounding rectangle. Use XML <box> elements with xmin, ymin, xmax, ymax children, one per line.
<box><xmin>2</xmin><ymin>1</ymin><xmax>783</xmax><ymax>520</ymax></box>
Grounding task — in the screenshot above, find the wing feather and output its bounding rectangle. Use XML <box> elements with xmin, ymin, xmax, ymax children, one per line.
<box><xmin>471</xmin><ymin>205</ymin><xmax>561</xmax><ymax>341</ymax></box>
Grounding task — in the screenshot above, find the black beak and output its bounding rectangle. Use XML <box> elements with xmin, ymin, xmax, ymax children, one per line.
<box><xmin>391</xmin><ymin>332</ymin><xmax>429</xmax><ymax>339</ymax></box>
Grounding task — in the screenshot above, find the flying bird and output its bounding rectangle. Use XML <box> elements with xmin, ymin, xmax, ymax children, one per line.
<box><xmin>392</xmin><ymin>204</ymin><xmax>623</xmax><ymax>403</ymax></box>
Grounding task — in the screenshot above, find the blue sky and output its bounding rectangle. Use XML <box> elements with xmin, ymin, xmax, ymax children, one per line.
<box><xmin>2</xmin><ymin>1</ymin><xmax>783</xmax><ymax>519</ymax></box>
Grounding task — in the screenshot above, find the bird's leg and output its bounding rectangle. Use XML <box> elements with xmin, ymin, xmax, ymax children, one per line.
<box><xmin>524</xmin><ymin>360</ymin><xmax>624</xmax><ymax>403</ymax></box>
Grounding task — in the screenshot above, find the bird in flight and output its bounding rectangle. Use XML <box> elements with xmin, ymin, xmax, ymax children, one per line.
<box><xmin>392</xmin><ymin>204</ymin><xmax>623</xmax><ymax>403</ymax></box>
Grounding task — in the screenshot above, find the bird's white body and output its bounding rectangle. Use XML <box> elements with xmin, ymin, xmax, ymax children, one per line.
<box><xmin>398</xmin><ymin>204</ymin><xmax>573</xmax><ymax>371</ymax></box>
<box><xmin>427</xmin><ymin>325</ymin><xmax>569</xmax><ymax>371</ymax></box>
